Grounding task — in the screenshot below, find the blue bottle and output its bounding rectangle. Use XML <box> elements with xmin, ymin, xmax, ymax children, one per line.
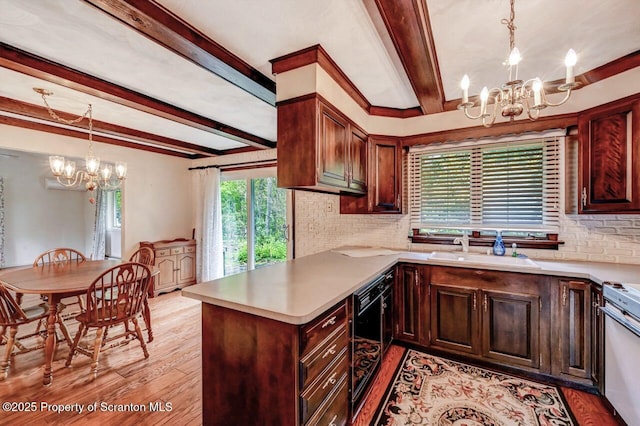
<box><xmin>493</xmin><ymin>231</ymin><xmax>506</xmax><ymax>256</ymax></box>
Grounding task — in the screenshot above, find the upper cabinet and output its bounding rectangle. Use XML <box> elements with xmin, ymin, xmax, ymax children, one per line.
<box><xmin>277</xmin><ymin>94</ymin><xmax>367</xmax><ymax>195</ymax></box>
<box><xmin>340</xmin><ymin>137</ymin><xmax>403</xmax><ymax>214</ymax></box>
<box><xmin>578</xmin><ymin>96</ymin><xmax>640</xmax><ymax>213</ymax></box>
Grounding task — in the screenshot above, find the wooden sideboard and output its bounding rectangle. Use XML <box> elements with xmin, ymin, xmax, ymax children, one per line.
<box><xmin>140</xmin><ymin>238</ymin><xmax>196</xmax><ymax>297</ymax></box>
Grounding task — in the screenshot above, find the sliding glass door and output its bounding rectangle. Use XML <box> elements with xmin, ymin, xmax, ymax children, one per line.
<box><xmin>220</xmin><ymin>168</ymin><xmax>291</xmax><ymax>276</ymax></box>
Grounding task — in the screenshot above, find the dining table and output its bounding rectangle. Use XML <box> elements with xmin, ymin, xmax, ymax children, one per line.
<box><xmin>0</xmin><ymin>259</ymin><xmax>155</xmax><ymax>385</ymax></box>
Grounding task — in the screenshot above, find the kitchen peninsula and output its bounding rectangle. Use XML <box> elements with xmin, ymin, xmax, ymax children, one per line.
<box><xmin>182</xmin><ymin>248</ymin><xmax>640</xmax><ymax>425</ymax></box>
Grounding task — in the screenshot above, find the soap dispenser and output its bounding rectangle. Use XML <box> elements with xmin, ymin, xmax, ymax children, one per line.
<box><xmin>493</xmin><ymin>231</ymin><xmax>506</xmax><ymax>256</ymax></box>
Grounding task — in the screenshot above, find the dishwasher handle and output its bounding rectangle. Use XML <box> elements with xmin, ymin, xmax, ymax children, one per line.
<box><xmin>601</xmin><ymin>305</ymin><xmax>640</xmax><ymax>338</ymax></box>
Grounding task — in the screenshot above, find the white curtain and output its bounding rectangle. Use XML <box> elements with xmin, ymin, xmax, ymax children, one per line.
<box><xmin>192</xmin><ymin>168</ymin><xmax>223</xmax><ymax>282</ymax></box>
<box><xmin>90</xmin><ymin>189</ymin><xmax>107</xmax><ymax>260</ymax></box>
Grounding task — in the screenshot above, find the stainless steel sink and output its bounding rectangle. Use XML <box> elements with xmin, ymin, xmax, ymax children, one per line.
<box><xmin>429</xmin><ymin>251</ymin><xmax>541</xmax><ymax>268</ymax></box>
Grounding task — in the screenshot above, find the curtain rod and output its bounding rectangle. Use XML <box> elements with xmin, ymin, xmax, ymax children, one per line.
<box><xmin>188</xmin><ymin>159</ymin><xmax>276</xmax><ymax>171</ymax></box>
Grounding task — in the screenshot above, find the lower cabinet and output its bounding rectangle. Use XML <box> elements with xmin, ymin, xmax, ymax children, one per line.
<box><xmin>201</xmin><ymin>299</ymin><xmax>348</xmax><ymax>426</ymax></box>
<box><xmin>591</xmin><ymin>285</ymin><xmax>604</xmax><ymax>392</ymax></box>
<box><xmin>430</xmin><ymin>284</ymin><xmax>479</xmax><ymax>354</ymax></box>
<box><xmin>394</xmin><ymin>264</ymin><xmax>602</xmax><ymax>388</ymax></box>
<box><xmin>394</xmin><ymin>264</ymin><xmax>428</xmax><ymax>345</ymax></box>
<box><xmin>552</xmin><ymin>279</ymin><xmax>599</xmax><ymax>386</ymax></box>
<box><xmin>429</xmin><ymin>267</ymin><xmax>547</xmax><ymax>372</ymax></box>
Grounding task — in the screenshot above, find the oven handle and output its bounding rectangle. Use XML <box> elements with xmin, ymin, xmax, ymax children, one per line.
<box><xmin>601</xmin><ymin>305</ymin><xmax>640</xmax><ymax>338</ymax></box>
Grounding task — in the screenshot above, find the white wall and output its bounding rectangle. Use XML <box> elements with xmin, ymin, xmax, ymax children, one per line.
<box><xmin>0</xmin><ymin>124</ymin><xmax>193</xmax><ymax>263</ymax></box>
<box><xmin>0</xmin><ymin>149</ymin><xmax>93</xmax><ymax>266</ymax></box>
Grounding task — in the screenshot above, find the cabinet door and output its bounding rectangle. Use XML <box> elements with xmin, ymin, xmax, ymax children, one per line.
<box><xmin>371</xmin><ymin>138</ymin><xmax>401</xmax><ymax>213</ymax></box>
<box><xmin>177</xmin><ymin>252</ymin><xmax>196</xmax><ymax>285</ymax></box>
<box><xmin>590</xmin><ymin>285</ymin><xmax>603</xmax><ymax>392</ymax></box>
<box><xmin>481</xmin><ymin>290</ymin><xmax>541</xmax><ymax>368</ymax></box>
<box><xmin>349</xmin><ymin>126</ymin><xmax>368</xmax><ymax>192</ymax></box>
<box><xmin>558</xmin><ymin>280</ymin><xmax>592</xmax><ymax>379</ymax></box>
<box><xmin>579</xmin><ymin>99</ymin><xmax>640</xmax><ymax>212</ymax></box>
<box><xmin>430</xmin><ymin>284</ymin><xmax>479</xmax><ymax>355</ymax></box>
<box><xmin>318</xmin><ymin>101</ymin><xmax>349</xmax><ymax>189</ymax></box>
<box><xmin>395</xmin><ymin>265</ymin><xmax>421</xmax><ymax>343</ymax></box>
<box><xmin>156</xmin><ymin>256</ymin><xmax>177</xmax><ymax>289</ymax></box>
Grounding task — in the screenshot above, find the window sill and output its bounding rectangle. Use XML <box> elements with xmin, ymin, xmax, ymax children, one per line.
<box><xmin>409</xmin><ymin>230</ymin><xmax>563</xmax><ymax>250</ymax></box>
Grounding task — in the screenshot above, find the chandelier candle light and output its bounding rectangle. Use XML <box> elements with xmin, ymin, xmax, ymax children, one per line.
<box><xmin>34</xmin><ymin>88</ymin><xmax>127</xmax><ymax>192</ymax></box>
<box><xmin>458</xmin><ymin>0</ymin><xmax>579</xmax><ymax>127</ymax></box>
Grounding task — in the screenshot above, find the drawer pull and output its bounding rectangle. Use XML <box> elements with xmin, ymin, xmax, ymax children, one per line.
<box><xmin>562</xmin><ymin>285</ymin><xmax>568</xmax><ymax>307</ymax></box>
<box><xmin>322</xmin><ymin>316</ymin><xmax>337</xmax><ymax>328</ymax></box>
<box><xmin>329</xmin><ymin>415</ymin><xmax>338</xmax><ymax>426</ymax></box>
<box><xmin>322</xmin><ymin>372</ymin><xmax>337</xmax><ymax>390</ymax></box>
<box><xmin>322</xmin><ymin>344</ymin><xmax>337</xmax><ymax>359</ymax></box>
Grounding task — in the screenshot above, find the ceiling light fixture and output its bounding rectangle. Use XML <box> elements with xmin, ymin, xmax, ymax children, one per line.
<box><xmin>34</xmin><ymin>88</ymin><xmax>127</xmax><ymax>192</ymax></box>
<box><xmin>457</xmin><ymin>0</ymin><xmax>579</xmax><ymax>127</ymax></box>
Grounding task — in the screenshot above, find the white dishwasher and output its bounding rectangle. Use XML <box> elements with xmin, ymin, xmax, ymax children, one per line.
<box><xmin>602</xmin><ymin>282</ymin><xmax>640</xmax><ymax>425</ymax></box>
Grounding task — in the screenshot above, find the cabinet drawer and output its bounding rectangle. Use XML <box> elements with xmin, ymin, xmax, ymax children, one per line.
<box><xmin>170</xmin><ymin>247</ymin><xmax>184</xmax><ymax>255</ymax></box>
<box><xmin>304</xmin><ymin>374</ymin><xmax>349</xmax><ymax>426</ymax></box>
<box><xmin>185</xmin><ymin>245</ymin><xmax>195</xmax><ymax>253</ymax></box>
<box><xmin>301</xmin><ymin>302</ymin><xmax>347</xmax><ymax>356</ymax></box>
<box><xmin>156</xmin><ymin>249</ymin><xmax>171</xmax><ymax>258</ymax></box>
<box><xmin>300</xmin><ymin>350</ymin><xmax>348</xmax><ymax>425</ymax></box>
<box><xmin>300</xmin><ymin>327</ymin><xmax>348</xmax><ymax>390</ymax></box>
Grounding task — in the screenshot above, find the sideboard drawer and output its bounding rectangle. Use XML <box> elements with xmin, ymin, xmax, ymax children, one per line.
<box><xmin>156</xmin><ymin>249</ymin><xmax>171</xmax><ymax>258</ymax></box>
<box><xmin>301</xmin><ymin>302</ymin><xmax>347</xmax><ymax>356</ymax></box>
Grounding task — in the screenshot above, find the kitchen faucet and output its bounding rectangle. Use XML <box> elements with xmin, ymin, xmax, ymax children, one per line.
<box><xmin>453</xmin><ymin>233</ymin><xmax>469</xmax><ymax>252</ymax></box>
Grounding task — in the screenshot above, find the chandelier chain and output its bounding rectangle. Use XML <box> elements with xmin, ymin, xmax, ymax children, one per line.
<box><xmin>39</xmin><ymin>91</ymin><xmax>94</xmax><ymax>151</ymax></box>
<box><xmin>500</xmin><ymin>0</ymin><xmax>517</xmax><ymax>51</ymax></box>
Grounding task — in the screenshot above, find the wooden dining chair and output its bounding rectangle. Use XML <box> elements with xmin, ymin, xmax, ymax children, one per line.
<box><xmin>65</xmin><ymin>262</ymin><xmax>151</xmax><ymax>378</ymax></box>
<box><xmin>128</xmin><ymin>247</ymin><xmax>155</xmax><ymax>342</ymax></box>
<box><xmin>0</xmin><ymin>283</ymin><xmax>49</xmax><ymax>379</ymax></box>
<box><xmin>32</xmin><ymin>248</ymin><xmax>87</xmax><ymax>345</ymax></box>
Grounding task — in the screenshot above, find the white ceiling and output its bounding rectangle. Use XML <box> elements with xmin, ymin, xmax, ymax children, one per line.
<box><xmin>0</xmin><ymin>0</ymin><xmax>638</xmax><ymax>156</ymax></box>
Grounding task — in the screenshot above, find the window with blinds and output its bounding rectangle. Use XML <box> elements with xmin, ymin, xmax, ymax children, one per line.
<box><xmin>409</xmin><ymin>137</ymin><xmax>560</xmax><ymax>232</ymax></box>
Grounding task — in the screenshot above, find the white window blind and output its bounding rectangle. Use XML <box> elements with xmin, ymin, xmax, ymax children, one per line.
<box><xmin>409</xmin><ymin>137</ymin><xmax>560</xmax><ymax>231</ymax></box>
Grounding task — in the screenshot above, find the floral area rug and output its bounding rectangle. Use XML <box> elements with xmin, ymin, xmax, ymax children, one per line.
<box><xmin>374</xmin><ymin>349</ymin><xmax>575</xmax><ymax>425</ymax></box>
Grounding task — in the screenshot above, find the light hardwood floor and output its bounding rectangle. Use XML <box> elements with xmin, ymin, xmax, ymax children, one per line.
<box><xmin>1</xmin><ymin>291</ymin><xmax>619</xmax><ymax>425</ymax></box>
<box><xmin>1</xmin><ymin>291</ymin><xmax>202</xmax><ymax>425</ymax></box>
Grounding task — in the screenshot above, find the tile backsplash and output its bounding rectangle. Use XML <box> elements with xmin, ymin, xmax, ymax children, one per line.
<box><xmin>294</xmin><ymin>191</ymin><xmax>640</xmax><ymax>264</ymax></box>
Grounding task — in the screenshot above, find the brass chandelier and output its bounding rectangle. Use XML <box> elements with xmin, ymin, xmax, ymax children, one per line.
<box><xmin>34</xmin><ymin>88</ymin><xmax>127</xmax><ymax>191</ymax></box>
<box><xmin>457</xmin><ymin>0</ymin><xmax>579</xmax><ymax>127</ymax></box>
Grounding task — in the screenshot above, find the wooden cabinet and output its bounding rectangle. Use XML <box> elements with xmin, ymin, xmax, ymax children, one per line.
<box><xmin>277</xmin><ymin>94</ymin><xmax>367</xmax><ymax>195</ymax></box>
<box><xmin>394</xmin><ymin>264</ymin><xmax>427</xmax><ymax>344</ymax></box>
<box><xmin>140</xmin><ymin>239</ymin><xmax>196</xmax><ymax>297</ymax></box>
<box><xmin>590</xmin><ymin>285</ymin><xmax>604</xmax><ymax>392</ymax></box>
<box><xmin>201</xmin><ymin>299</ymin><xmax>348</xmax><ymax>426</ymax></box>
<box><xmin>340</xmin><ymin>137</ymin><xmax>402</xmax><ymax>214</ymax></box>
<box><xmin>430</xmin><ymin>284</ymin><xmax>479</xmax><ymax>355</ymax></box>
<box><xmin>553</xmin><ymin>279</ymin><xmax>595</xmax><ymax>383</ymax></box>
<box><xmin>428</xmin><ymin>266</ymin><xmax>549</xmax><ymax>373</ymax></box>
<box><xmin>481</xmin><ymin>290</ymin><xmax>541</xmax><ymax>369</ymax></box>
<box><xmin>578</xmin><ymin>96</ymin><xmax>640</xmax><ymax>213</ymax></box>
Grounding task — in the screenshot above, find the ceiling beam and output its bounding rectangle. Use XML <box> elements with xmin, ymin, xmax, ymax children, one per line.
<box><xmin>0</xmin><ymin>42</ymin><xmax>276</xmax><ymax>150</ymax></box>
<box><xmin>0</xmin><ymin>114</ymin><xmax>196</xmax><ymax>159</ymax></box>
<box><xmin>0</xmin><ymin>96</ymin><xmax>226</xmax><ymax>157</ymax></box>
<box><xmin>374</xmin><ymin>0</ymin><xmax>444</xmax><ymax>114</ymax></box>
<box><xmin>83</xmin><ymin>0</ymin><xmax>276</xmax><ymax>106</ymax></box>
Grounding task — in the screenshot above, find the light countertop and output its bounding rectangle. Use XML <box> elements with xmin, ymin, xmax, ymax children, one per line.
<box><xmin>182</xmin><ymin>247</ymin><xmax>640</xmax><ymax>325</ymax></box>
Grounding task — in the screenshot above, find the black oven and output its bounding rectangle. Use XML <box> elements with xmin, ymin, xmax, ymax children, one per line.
<box><xmin>351</xmin><ymin>268</ymin><xmax>394</xmax><ymax>412</ymax></box>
